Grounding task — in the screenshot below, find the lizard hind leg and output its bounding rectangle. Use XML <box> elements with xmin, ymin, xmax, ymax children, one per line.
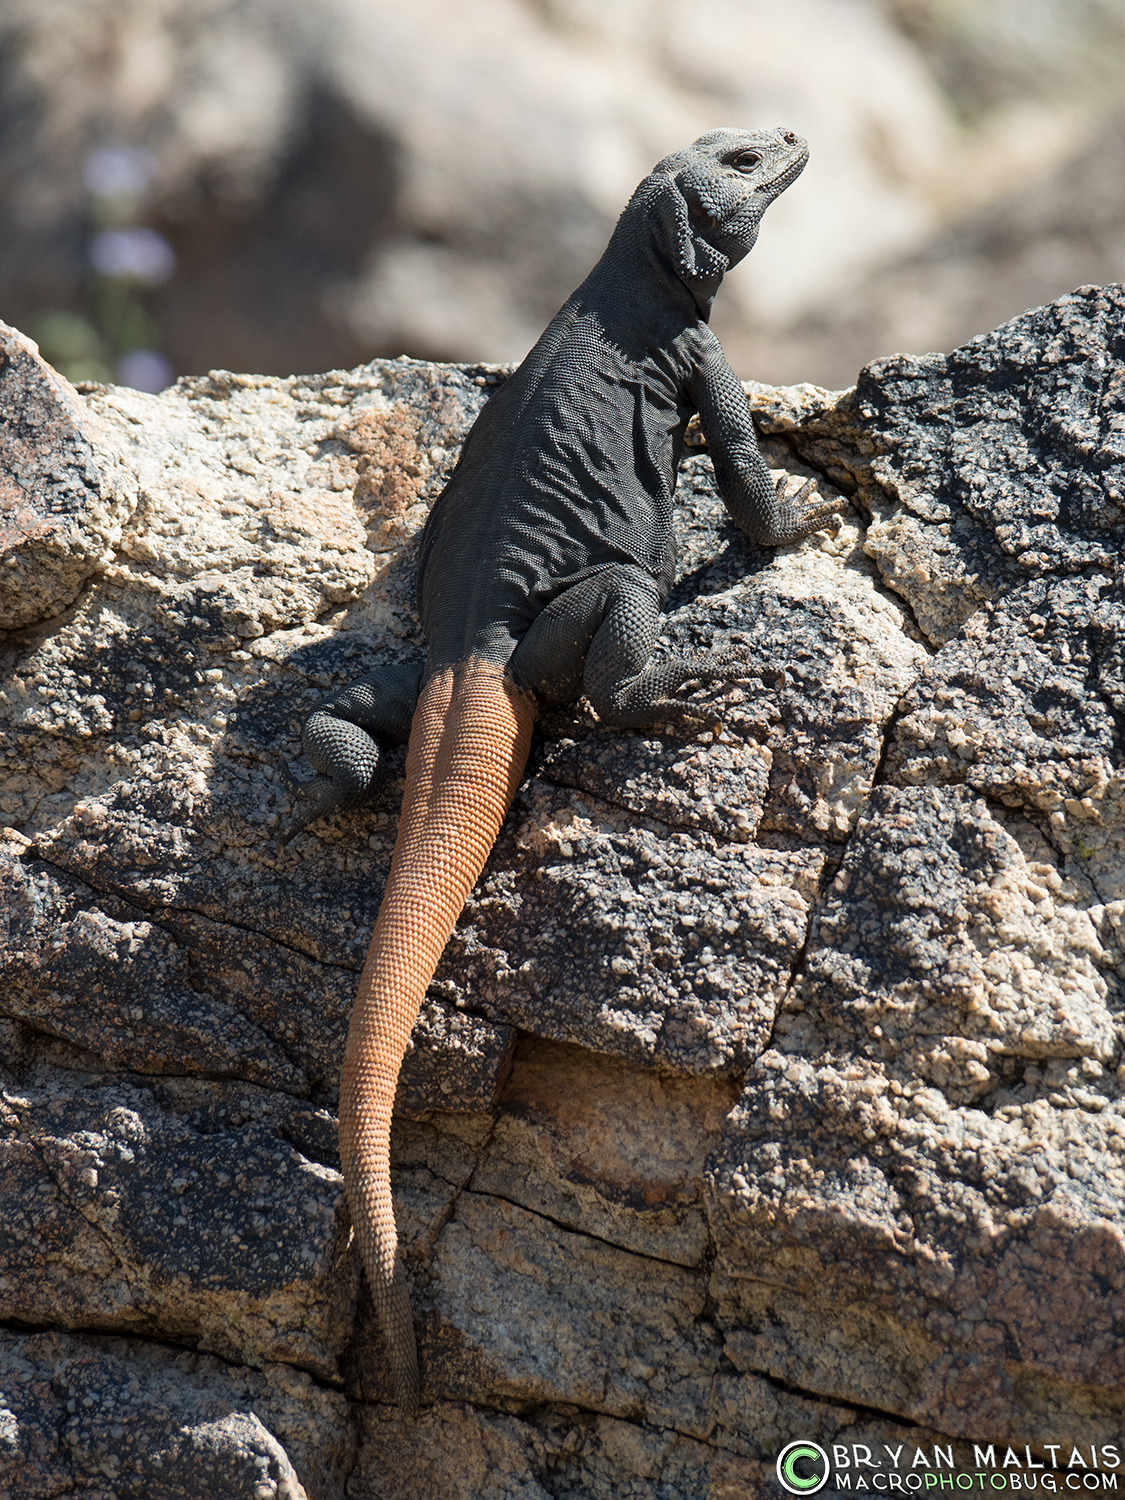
<box><xmin>276</xmin><ymin>658</ymin><xmax>423</xmax><ymax>848</ymax></box>
<box><xmin>511</xmin><ymin>564</ymin><xmax>744</xmax><ymax>730</ymax></box>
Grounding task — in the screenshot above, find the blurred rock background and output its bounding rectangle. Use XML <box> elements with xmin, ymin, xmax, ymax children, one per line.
<box><xmin>1</xmin><ymin>0</ymin><xmax>1124</xmax><ymax>393</ymax></box>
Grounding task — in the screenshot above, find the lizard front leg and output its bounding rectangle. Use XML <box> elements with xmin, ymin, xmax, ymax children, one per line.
<box><xmin>689</xmin><ymin>333</ymin><xmax>845</xmax><ymax>546</ymax></box>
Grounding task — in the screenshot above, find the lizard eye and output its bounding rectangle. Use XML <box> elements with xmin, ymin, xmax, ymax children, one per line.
<box><xmin>733</xmin><ymin>150</ymin><xmax>762</xmax><ymax>172</ymax></box>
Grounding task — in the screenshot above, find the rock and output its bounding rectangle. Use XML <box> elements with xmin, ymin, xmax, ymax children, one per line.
<box><xmin>348</xmin><ymin>1391</ymin><xmax>857</xmax><ymax>1500</ymax></box>
<box><xmin>0</xmin><ymin>1328</ymin><xmax>354</xmax><ymax>1500</ymax></box>
<box><xmin>469</xmin><ymin>1036</ymin><xmax>739</xmax><ymax>1269</ymax></box>
<box><xmin>1</xmin><ymin>844</ymin><xmax>514</xmax><ymax>1111</ymax></box>
<box><xmin>0</xmin><ymin>322</ymin><xmax>135</xmax><ymax>630</ymax></box>
<box><xmin>347</xmin><ymin>1390</ymin><xmax>966</xmax><ymax>1500</ymax></box>
<box><xmin>888</xmin><ymin>572</ymin><xmax>1125</xmax><ymax>904</ymax></box>
<box><xmin>752</xmin><ymin>284</ymin><xmax>1125</xmax><ymax>643</ymax></box>
<box><xmin>1</xmin><ymin>287</ymin><xmax>1123</xmax><ymax>1493</ymax></box>
<box><xmin>445</xmin><ymin>780</ymin><xmax>828</xmax><ymax>1074</ymax></box>
<box><xmin>708</xmin><ymin>784</ymin><xmax>1124</xmax><ymax>1439</ymax></box>
<box><xmin>0</xmin><ymin>1074</ymin><xmax>352</xmax><ymax>1377</ymax></box>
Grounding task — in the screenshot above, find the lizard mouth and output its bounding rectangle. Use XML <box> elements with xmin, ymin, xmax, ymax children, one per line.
<box><xmin>754</xmin><ymin>149</ymin><xmax>808</xmax><ymax>195</ymax></box>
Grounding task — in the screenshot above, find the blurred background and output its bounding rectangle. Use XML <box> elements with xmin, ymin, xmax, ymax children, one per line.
<box><xmin>2</xmin><ymin>0</ymin><xmax>1125</xmax><ymax>394</ymax></box>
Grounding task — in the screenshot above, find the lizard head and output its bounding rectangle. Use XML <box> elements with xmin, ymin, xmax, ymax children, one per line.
<box><xmin>648</xmin><ymin>127</ymin><xmax>809</xmax><ymax>293</ymax></box>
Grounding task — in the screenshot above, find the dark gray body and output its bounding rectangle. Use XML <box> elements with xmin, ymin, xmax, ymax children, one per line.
<box><xmin>280</xmin><ymin>127</ymin><xmax>843</xmax><ymax>840</ymax></box>
<box><xmin>416</xmin><ymin>280</ymin><xmax>703</xmax><ymax>669</ymax></box>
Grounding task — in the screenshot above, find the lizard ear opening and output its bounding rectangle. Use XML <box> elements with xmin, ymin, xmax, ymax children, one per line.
<box><xmin>649</xmin><ymin>176</ymin><xmax>730</xmax><ymax>284</ymax></box>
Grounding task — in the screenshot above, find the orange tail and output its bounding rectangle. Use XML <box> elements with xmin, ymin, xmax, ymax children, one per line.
<box><xmin>338</xmin><ymin>658</ymin><xmax>535</xmax><ymax>1410</ymax></box>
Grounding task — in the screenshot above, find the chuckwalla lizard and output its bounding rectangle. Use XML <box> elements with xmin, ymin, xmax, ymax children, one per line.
<box><xmin>279</xmin><ymin>127</ymin><xmax>842</xmax><ymax>1411</ymax></box>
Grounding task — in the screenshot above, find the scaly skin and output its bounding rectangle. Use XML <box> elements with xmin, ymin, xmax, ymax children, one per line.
<box><xmin>337</xmin><ymin>660</ymin><xmax>534</xmax><ymax>1411</ymax></box>
<box><xmin>282</xmin><ymin>127</ymin><xmax>842</xmax><ymax>1410</ymax></box>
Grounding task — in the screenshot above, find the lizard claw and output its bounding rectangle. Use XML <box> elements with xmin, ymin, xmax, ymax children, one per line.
<box><xmin>275</xmin><ymin>767</ymin><xmax>383</xmax><ymax>851</ymax></box>
<box><xmin>279</xmin><ymin>762</ymin><xmax>312</xmax><ymax>799</ymax></box>
<box><xmin>770</xmin><ymin>471</ymin><xmax>845</xmax><ymax>542</ymax></box>
<box><xmin>779</xmin><ymin>472</ymin><xmax>808</xmax><ymax>499</ymax></box>
<box><xmin>775</xmin><ymin>472</ymin><xmax>823</xmax><ymax>509</ymax></box>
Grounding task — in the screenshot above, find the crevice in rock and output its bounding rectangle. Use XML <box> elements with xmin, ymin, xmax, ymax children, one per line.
<box><xmin>441</xmin><ymin>1178</ymin><xmax>707</xmax><ymax>1275</ymax></box>
<box><xmin>6</xmin><ymin>1038</ymin><xmax>330</xmax><ymax>1109</ymax></box>
<box><xmin>532</xmin><ymin>736</ymin><xmax>835</xmax><ymax>859</ymax></box>
<box><xmin>163</xmin><ymin>900</ymin><xmax>363</xmax><ymax>977</ymax></box>
<box><xmin>0</xmin><ymin>1314</ymin><xmax>351</xmax><ymax>1396</ymax></box>
<box><xmin>0</xmin><ymin>1014</ymin><xmax>316</xmax><ymax>1099</ymax></box>
<box><xmin>0</xmin><ymin>856</ymin><xmax>334</xmax><ymax>1090</ymax></box>
<box><xmin>782</xmin><ymin>448</ymin><xmax>935</xmax><ymax>659</ymax></box>
<box><xmin>419</xmin><ymin>1113</ymin><xmax>504</xmax><ymax>1264</ymax></box>
<box><xmin>1</xmin><ymin>1301</ymin><xmax>948</xmax><ymax>1458</ymax></box>
<box><xmin>776</xmin><ymin>906</ymin><xmax>817</xmax><ymax>1021</ymax></box>
<box><xmin>388</xmin><ymin>1355</ymin><xmax>937</xmax><ymax>1457</ymax></box>
<box><xmin>0</xmin><ymin>572</ymin><xmax>110</xmax><ymax>650</ymax></box>
<box><xmin>762</xmin><ymin>837</ymin><xmax>846</xmax><ymax>1060</ymax></box>
<box><xmin>418</xmin><ymin>980</ymin><xmax>505</xmax><ymax>1033</ymax></box>
<box><xmin>772</xmin><ymin>431</ymin><xmax>860</xmax><ymax>502</ymax></box>
<box><xmin>868</xmin><ymin>693</ymin><xmax>908</xmax><ymax>795</ymax></box>
<box><xmin>781</xmin><ymin>430</ymin><xmax>955</xmax><ymax>655</ymax></box>
<box><xmin>1016</xmin><ymin>803</ymin><xmax>1069</xmax><ymax>868</ymax></box>
<box><xmin>1024</xmin><ymin>816</ymin><xmax>1124</xmax><ymax>917</ymax></box>
<box><xmin>10</xmin><ymin>832</ymin><xmax>368</xmax><ymax>979</ymax></box>
<box><xmin>0</xmin><ymin>1092</ymin><xmax>138</xmax><ymax>1287</ymax></box>
<box><xmin>870</xmin><ymin>565</ymin><xmax>937</xmax><ymax>655</ymax></box>
<box><xmin>721</xmin><ymin>1357</ymin><xmax>930</xmax><ymax>1435</ymax></box>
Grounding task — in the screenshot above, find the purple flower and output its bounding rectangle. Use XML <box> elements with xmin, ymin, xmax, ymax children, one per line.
<box><xmin>83</xmin><ymin>147</ymin><xmax>156</xmax><ymax>198</ymax></box>
<box><xmin>91</xmin><ymin>227</ymin><xmax>176</xmax><ymax>284</ymax></box>
<box><xmin>116</xmin><ymin>350</ymin><xmax>174</xmax><ymax>393</ymax></box>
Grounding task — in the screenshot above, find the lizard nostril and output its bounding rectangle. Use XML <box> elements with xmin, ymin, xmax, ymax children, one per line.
<box><xmin>781</xmin><ymin>129</ymin><xmax>798</xmax><ymax>145</ymax></box>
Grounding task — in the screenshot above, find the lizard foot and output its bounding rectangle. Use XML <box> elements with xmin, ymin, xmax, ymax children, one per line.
<box><xmin>275</xmin><ymin>710</ymin><xmax>386</xmax><ymax>849</ymax></box>
<box><xmin>759</xmin><ymin>473</ymin><xmax>846</xmax><ymax>546</ymax></box>
<box><xmin>276</xmin><ymin>771</ymin><xmax>361</xmax><ymax>850</ymax></box>
<box><xmin>591</xmin><ymin>650</ymin><xmax>752</xmax><ymax>730</ymax></box>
